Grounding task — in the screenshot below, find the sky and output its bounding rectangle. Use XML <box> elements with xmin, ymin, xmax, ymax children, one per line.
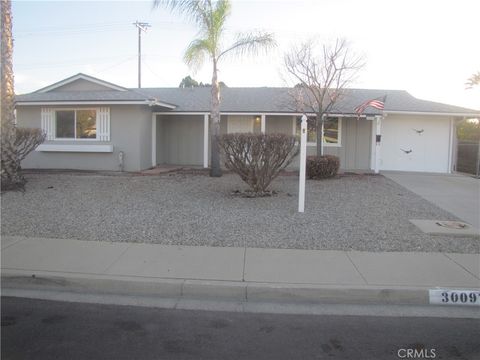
<box><xmin>11</xmin><ymin>0</ymin><xmax>480</xmax><ymax>110</ymax></box>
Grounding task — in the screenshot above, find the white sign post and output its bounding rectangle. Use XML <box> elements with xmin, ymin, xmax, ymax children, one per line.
<box><xmin>298</xmin><ymin>114</ymin><xmax>307</xmax><ymax>213</ymax></box>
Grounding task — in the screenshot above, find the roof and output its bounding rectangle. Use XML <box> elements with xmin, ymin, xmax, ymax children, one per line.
<box><xmin>34</xmin><ymin>73</ymin><xmax>129</xmax><ymax>93</ymax></box>
<box><xmin>15</xmin><ymin>74</ymin><xmax>479</xmax><ymax>116</ymax></box>
<box><xmin>140</xmin><ymin>87</ymin><xmax>479</xmax><ymax>115</ymax></box>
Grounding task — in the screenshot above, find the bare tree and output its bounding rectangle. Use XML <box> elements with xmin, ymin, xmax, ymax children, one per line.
<box><xmin>283</xmin><ymin>39</ymin><xmax>364</xmax><ymax>156</ymax></box>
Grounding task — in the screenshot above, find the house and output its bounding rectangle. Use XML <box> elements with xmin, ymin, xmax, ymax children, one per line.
<box><xmin>15</xmin><ymin>73</ymin><xmax>479</xmax><ymax>173</ymax></box>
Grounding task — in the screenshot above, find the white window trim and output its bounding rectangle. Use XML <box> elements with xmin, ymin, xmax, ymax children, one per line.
<box><xmin>292</xmin><ymin>117</ymin><xmax>342</xmax><ymax>147</ymax></box>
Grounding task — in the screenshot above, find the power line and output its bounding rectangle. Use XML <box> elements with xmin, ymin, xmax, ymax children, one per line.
<box><xmin>141</xmin><ymin>58</ymin><xmax>168</xmax><ymax>84</ymax></box>
<box><xmin>14</xmin><ymin>55</ymin><xmax>137</xmax><ymax>72</ymax></box>
<box><xmin>14</xmin><ymin>21</ymin><xmax>189</xmax><ymax>38</ymax></box>
<box><xmin>15</xmin><ymin>54</ymin><xmax>136</xmax><ymax>68</ymax></box>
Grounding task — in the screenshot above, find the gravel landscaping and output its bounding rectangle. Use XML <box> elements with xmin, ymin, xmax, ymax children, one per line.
<box><xmin>1</xmin><ymin>171</ymin><xmax>478</xmax><ymax>253</ymax></box>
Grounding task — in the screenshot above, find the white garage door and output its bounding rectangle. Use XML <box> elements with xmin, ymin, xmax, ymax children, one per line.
<box><xmin>380</xmin><ymin>115</ymin><xmax>452</xmax><ymax>173</ymax></box>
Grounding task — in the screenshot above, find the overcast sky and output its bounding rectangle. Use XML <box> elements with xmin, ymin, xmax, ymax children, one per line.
<box><xmin>12</xmin><ymin>0</ymin><xmax>480</xmax><ymax>109</ymax></box>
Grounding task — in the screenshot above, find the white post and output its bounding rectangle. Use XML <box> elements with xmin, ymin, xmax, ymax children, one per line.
<box><xmin>370</xmin><ymin>117</ymin><xmax>376</xmax><ymax>171</ymax></box>
<box><xmin>151</xmin><ymin>114</ymin><xmax>156</xmax><ymax>167</ymax></box>
<box><xmin>374</xmin><ymin>115</ymin><xmax>382</xmax><ymax>174</ymax></box>
<box><xmin>298</xmin><ymin>114</ymin><xmax>307</xmax><ymax>213</ymax></box>
<box><xmin>261</xmin><ymin>114</ymin><xmax>266</xmax><ymax>134</ymax></box>
<box><xmin>320</xmin><ymin>115</ymin><xmax>325</xmax><ymax>155</ymax></box>
<box><xmin>203</xmin><ymin>113</ymin><xmax>209</xmax><ymax>168</ymax></box>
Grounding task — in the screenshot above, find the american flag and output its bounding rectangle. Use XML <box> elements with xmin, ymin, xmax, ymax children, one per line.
<box><xmin>354</xmin><ymin>96</ymin><xmax>386</xmax><ymax>117</ymax></box>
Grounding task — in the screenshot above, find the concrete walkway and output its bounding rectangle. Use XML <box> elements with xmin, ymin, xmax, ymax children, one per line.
<box><xmin>2</xmin><ymin>236</ymin><xmax>479</xmax><ymax>308</ymax></box>
<box><xmin>383</xmin><ymin>172</ymin><xmax>480</xmax><ymax>228</ymax></box>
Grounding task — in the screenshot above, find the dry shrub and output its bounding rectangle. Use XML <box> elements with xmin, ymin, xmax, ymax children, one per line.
<box><xmin>15</xmin><ymin>127</ymin><xmax>46</xmax><ymax>163</ymax></box>
<box><xmin>218</xmin><ymin>133</ymin><xmax>298</xmax><ymax>196</ymax></box>
<box><xmin>306</xmin><ymin>155</ymin><xmax>340</xmax><ymax>179</ymax></box>
<box><xmin>1</xmin><ymin>127</ymin><xmax>46</xmax><ymax>191</ymax></box>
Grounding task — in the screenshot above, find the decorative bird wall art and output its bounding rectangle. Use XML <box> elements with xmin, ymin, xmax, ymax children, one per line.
<box><xmin>400</xmin><ymin>148</ymin><xmax>412</xmax><ymax>154</ymax></box>
<box><xmin>413</xmin><ymin>128</ymin><xmax>424</xmax><ymax>134</ymax></box>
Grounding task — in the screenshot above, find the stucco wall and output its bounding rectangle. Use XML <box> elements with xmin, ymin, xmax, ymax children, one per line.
<box><xmin>156</xmin><ymin>114</ymin><xmax>204</xmax><ymax>166</ymax></box>
<box><xmin>16</xmin><ymin>104</ymin><xmax>152</xmax><ymax>172</ymax></box>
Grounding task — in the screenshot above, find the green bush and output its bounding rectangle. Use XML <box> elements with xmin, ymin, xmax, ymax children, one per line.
<box><xmin>306</xmin><ymin>155</ymin><xmax>340</xmax><ymax>179</ymax></box>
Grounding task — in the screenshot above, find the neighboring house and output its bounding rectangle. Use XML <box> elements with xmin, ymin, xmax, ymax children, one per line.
<box><xmin>15</xmin><ymin>73</ymin><xmax>480</xmax><ymax>173</ymax></box>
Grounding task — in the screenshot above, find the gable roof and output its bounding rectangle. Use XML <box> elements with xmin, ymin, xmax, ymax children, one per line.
<box><xmin>35</xmin><ymin>73</ymin><xmax>129</xmax><ymax>93</ymax></box>
<box><xmin>15</xmin><ymin>74</ymin><xmax>479</xmax><ymax>116</ymax></box>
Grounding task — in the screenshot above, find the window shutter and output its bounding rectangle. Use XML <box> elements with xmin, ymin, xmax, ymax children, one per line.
<box><xmin>97</xmin><ymin>107</ymin><xmax>110</xmax><ymax>141</ymax></box>
<box><xmin>41</xmin><ymin>108</ymin><xmax>55</xmax><ymax>140</ymax></box>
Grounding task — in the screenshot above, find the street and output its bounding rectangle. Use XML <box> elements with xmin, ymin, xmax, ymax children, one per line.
<box><xmin>1</xmin><ymin>297</ymin><xmax>479</xmax><ymax>360</ymax></box>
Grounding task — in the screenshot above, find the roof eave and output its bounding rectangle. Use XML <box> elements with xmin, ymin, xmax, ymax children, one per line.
<box><xmin>15</xmin><ymin>100</ymin><xmax>162</xmax><ymax>106</ymax></box>
<box><xmin>384</xmin><ymin>110</ymin><xmax>480</xmax><ymax>117</ymax></box>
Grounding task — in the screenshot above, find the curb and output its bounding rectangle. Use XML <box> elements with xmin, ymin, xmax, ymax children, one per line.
<box><xmin>1</xmin><ymin>270</ymin><xmax>438</xmax><ymax>306</ymax></box>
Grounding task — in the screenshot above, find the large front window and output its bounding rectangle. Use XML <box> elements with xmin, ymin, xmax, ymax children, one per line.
<box><xmin>56</xmin><ymin>110</ymin><xmax>97</xmax><ymax>139</ymax></box>
<box><xmin>296</xmin><ymin>116</ymin><xmax>341</xmax><ymax>145</ymax></box>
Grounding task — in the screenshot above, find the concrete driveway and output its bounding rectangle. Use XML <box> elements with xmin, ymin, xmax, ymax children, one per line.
<box><xmin>383</xmin><ymin>172</ymin><xmax>480</xmax><ymax>229</ymax></box>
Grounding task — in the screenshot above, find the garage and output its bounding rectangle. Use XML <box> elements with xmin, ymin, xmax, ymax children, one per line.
<box><xmin>379</xmin><ymin>114</ymin><xmax>454</xmax><ymax>173</ymax></box>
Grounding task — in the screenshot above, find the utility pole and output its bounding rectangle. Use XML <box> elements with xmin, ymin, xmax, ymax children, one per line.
<box><xmin>133</xmin><ymin>21</ymin><xmax>151</xmax><ymax>88</ymax></box>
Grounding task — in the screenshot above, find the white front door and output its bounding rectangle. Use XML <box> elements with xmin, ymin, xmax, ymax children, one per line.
<box><xmin>380</xmin><ymin>115</ymin><xmax>451</xmax><ymax>173</ymax></box>
<box><xmin>227</xmin><ymin>115</ymin><xmax>254</xmax><ymax>133</ymax></box>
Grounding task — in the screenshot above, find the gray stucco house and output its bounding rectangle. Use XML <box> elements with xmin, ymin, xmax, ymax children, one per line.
<box><xmin>15</xmin><ymin>73</ymin><xmax>479</xmax><ymax>173</ymax></box>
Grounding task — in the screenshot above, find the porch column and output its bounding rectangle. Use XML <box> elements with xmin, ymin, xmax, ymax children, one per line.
<box><xmin>374</xmin><ymin>115</ymin><xmax>382</xmax><ymax>173</ymax></box>
<box><xmin>261</xmin><ymin>114</ymin><xmax>266</xmax><ymax>133</ymax></box>
<box><xmin>151</xmin><ymin>114</ymin><xmax>156</xmax><ymax>167</ymax></box>
<box><xmin>203</xmin><ymin>113</ymin><xmax>209</xmax><ymax>168</ymax></box>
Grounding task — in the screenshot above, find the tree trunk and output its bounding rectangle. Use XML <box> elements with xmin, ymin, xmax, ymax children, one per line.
<box><xmin>1</xmin><ymin>0</ymin><xmax>22</xmax><ymax>190</ymax></box>
<box><xmin>209</xmin><ymin>59</ymin><xmax>222</xmax><ymax>177</ymax></box>
<box><xmin>316</xmin><ymin>114</ymin><xmax>324</xmax><ymax>157</ymax></box>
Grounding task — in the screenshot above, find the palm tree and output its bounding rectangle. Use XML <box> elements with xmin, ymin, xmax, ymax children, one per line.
<box><xmin>153</xmin><ymin>0</ymin><xmax>276</xmax><ymax>177</ymax></box>
<box><xmin>1</xmin><ymin>0</ymin><xmax>21</xmax><ymax>190</ymax></box>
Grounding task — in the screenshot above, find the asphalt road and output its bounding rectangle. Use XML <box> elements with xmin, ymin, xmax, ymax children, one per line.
<box><xmin>1</xmin><ymin>297</ymin><xmax>479</xmax><ymax>360</ymax></box>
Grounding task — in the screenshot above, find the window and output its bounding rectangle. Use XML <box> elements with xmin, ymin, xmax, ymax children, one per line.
<box><xmin>295</xmin><ymin>116</ymin><xmax>341</xmax><ymax>146</ymax></box>
<box><xmin>324</xmin><ymin>117</ymin><xmax>340</xmax><ymax>145</ymax></box>
<box><xmin>55</xmin><ymin>109</ymin><xmax>97</xmax><ymax>139</ymax></box>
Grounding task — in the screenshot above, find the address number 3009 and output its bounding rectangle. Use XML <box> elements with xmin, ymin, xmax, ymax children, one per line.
<box><xmin>429</xmin><ymin>289</ymin><xmax>480</xmax><ymax>306</ymax></box>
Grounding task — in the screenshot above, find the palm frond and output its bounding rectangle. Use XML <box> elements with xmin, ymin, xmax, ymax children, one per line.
<box><xmin>152</xmin><ymin>0</ymin><xmax>211</xmax><ymax>29</ymax></box>
<box><xmin>218</xmin><ymin>31</ymin><xmax>277</xmax><ymax>61</ymax></box>
<box><xmin>210</xmin><ymin>0</ymin><xmax>230</xmax><ymax>37</ymax></box>
<box><xmin>184</xmin><ymin>38</ymin><xmax>211</xmax><ymax>72</ymax></box>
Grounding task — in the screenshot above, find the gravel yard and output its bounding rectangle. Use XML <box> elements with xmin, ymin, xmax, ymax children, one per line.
<box><xmin>1</xmin><ymin>172</ymin><xmax>478</xmax><ymax>253</ymax></box>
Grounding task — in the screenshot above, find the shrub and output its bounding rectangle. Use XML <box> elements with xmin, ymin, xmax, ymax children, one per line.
<box><xmin>218</xmin><ymin>133</ymin><xmax>298</xmax><ymax>196</ymax></box>
<box><xmin>306</xmin><ymin>155</ymin><xmax>340</xmax><ymax>179</ymax></box>
<box><xmin>15</xmin><ymin>127</ymin><xmax>46</xmax><ymax>164</ymax></box>
<box><xmin>1</xmin><ymin>127</ymin><xmax>46</xmax><ymax>191</ymax></box>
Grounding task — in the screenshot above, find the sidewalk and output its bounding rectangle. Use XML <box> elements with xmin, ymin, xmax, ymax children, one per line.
<box><xmin>2</xmin><ymin>235</ymin><xmax>479</xmax><ymax>308</ymax></box>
